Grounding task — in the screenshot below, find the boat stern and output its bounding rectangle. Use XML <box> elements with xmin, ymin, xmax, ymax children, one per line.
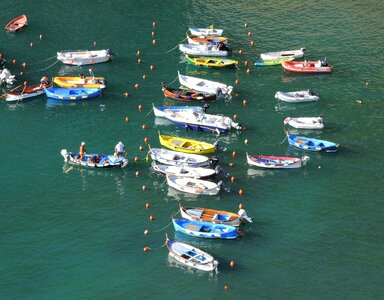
<box><xmin>61</xmin><ymin>149</ymin><xmax>69</xmax><ymax>162</ymax></box>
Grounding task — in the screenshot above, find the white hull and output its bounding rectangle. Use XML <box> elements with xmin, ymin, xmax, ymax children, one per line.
<box><xmin>153</xmin><ymin>105</ymin><xmax>203</xmax><ymax>118</ymax></box>
<box><xmin>152</xmin><ymin>162</ymin><xmax>217</xmax><ymax>179</ymax></box>
<box><xmin>149</xmin><ymin>148</ymin><xmax>210</xmax><ymax>166</ymax></box>
<box><xmin>6</xmin><ymin>89</ymin><xmax>45</xmax><ymax>102</ymax></box>
<box><xmin>178</xmin><ymin>71</ymin><xmax>233</xmax><ymax>97</ymax></box>
<box><xmin>260</xmin><ymin>48</ymin><xmax>305</xmax><ymax>60</ymax></box>
<box><xmin>189</xmin><ymin>28</ymin><xmax>223</xmax><ymax>36</ymax></box>
<box><xmin>246</xmin><ymin>154</ymin><xmax>309</xmax><ymax>169</ymax></box>
<box><xmin>166</xmin><ymin>175</ymin><xmax>220</xmax><ymax>195</ymax></box>
<box><xmin>57</xmin><ymin>49</ymin><xmax>112</xmax><ymax>66</ymax></box>
<box><xmin>275</xmin><ymin>90</ymin><xmax>319</xmax><ymax>103</ymax></box>
<box><xmin>284</xmin><ymin>117</ymin><xmax>324</xmax><ymax>129</ymax></box>
<box><xmin>179</xmin><ymin>44</ymin><xmax>228</xmax><ymax>57</ymax></box>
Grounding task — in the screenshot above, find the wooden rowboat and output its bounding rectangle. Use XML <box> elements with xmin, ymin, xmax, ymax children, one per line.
<box><xmin>185</xmin><ymin>55</ymin><xmax>238</xmax><ymax>68</ymax></box>
<box><xmin>6</xmin><ymin>81</ymin><xmax>53</xmax><ymax>102</ymax></box>
<box><xmin>53</xmin><ymin>76</ymin><xmax>107</xmax><ymax>89</ymax></box>
<box><xmin>186</xmin><ymin>33</ymin><xmax>228</xmax><ymax>45</ymax></box>
<box><xmin>254</xmin><ymin>57</ymin><xmax>294</xmax><ymax>66</ymax></box>
<box><xmin>162</xmin><ymin>84</ymin><xmax>216</xmax><ymax>102</ymax></box>
<box><xmin>158</xmin><ymin>132</ymin><xmax>216</xmax><ymax>154</ymax></box>
<box><xmin>189</xmin><ymin>27</ymin><xmax>223</xmax><ymax>36</ymax></box>
<box><xmin>5</xmin><ymin>15</ymin><xmax>28</xmax><ymax>32</ymax></box>
<box><xmin>246</xmin><ymin>153</ymin><xmax>310</xmax><ymax>169</ymax></box>
<box><xmin>57</xmin><ymin>49</ymin><xmax>114</xmax><ymax>66</ymax></box>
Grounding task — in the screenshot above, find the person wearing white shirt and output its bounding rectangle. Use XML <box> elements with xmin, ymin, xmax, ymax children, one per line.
<box><xmin>114</xmin><ymin>141</ymin><xmax>125</xmax><ymax>157</ymax></box>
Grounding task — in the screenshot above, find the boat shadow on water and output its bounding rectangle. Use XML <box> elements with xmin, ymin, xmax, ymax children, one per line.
<box><xmin>275</xmin><ymin>101</ymin><xmax>319</xmax><ymax>113</ymax></box>
<box><xmin>166</xmin><ymin>255</ymin><xmax>219</xmax><ymax>278</ymax></box>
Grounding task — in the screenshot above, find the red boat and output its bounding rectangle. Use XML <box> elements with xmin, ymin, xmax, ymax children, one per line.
<box><xmin>282</xmin><ymin>60</ymin><xmax>332</xmax><ymax>74</ymax></box>
<box><xmin>5</xmin><ymin>15</ymin><xmax>28</xmax><ymax>32</ymax></box>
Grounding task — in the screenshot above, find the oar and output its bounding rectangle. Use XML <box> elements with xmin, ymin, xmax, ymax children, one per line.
<box><xmin>14</xmin><ymin>81</ymin><xmax>28</xmax><ymax>106</ymax></box>
<box><xmin>65</xmin><ymin>166</ymin><xmax>74</xmax><ymax>173</ymax></box>
<box><xmin>0</xmin><ymin>84</ymin><xmax>22</xmax><ymax>99</ymax></box>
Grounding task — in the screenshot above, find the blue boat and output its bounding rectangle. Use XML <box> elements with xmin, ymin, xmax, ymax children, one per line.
<box><xmin>172</xmin><ymin>218</ymin><xmax>238</xmax><ymax>239</ymax></box>
<box><xmin>60</xmin><ymin>149</ymin><xmax>128</xmax><ymax>168</ymax></box>
<box><xmin>287</xmin><ymin>135</ymin><xmax>339</xmax><ymax>152</ymax></box>
<box><xmin>45</xmin><ymin>87</ymin><xmax>102</xmax><ymax>100</ymax></box>
<box><xmin>153</xmin><ymin>104</ymin><xmax>206</xmax><ymax>118</ymax></box>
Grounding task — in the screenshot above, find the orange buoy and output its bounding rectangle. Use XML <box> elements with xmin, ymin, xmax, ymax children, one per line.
<box><xmin>243</xmin><ymin>99</ymin><xmax>247</xmax><ymax>107</ymax></box>
<box><xmin>235</xmin><ymin>79</ymin><xmax>239</xmax><ymax>85</ymax></box>
<box><xmin>151</xmin><ymin>31</ymin><xmax>155</xmax><ymax>37</ymax></box>
<box><xmin>125</xmin><ymin>117</ymin><xmax>129</xmax><ymax>123</ymax></box>
<box><xmin>123</xmin><ymin>92</ymin><xmax>129</xmax><ymax>97</ymax></box>
<box><xmin>23</xmin><ymin>81</ymin><xmax>27</xmax><ymax>86</ymax></box>
<box><xmin>30</xmin><ymin>42</ymin><xmax>33</xmax><ymax>47</ymax></box>
<box><xmin>21</xmin><ymin>62</ymin><xmax>27</xmax><ymax>68</ymax></box>
<box><xmin>242</xmin><ymin>127</ymin><xmax>248</xmax><ymax>132</ymax></box>
<box><xmin>224</xmin><ymin>285</ymin><xmax>229</xmax><ymax>291</ymax></box>
<box><xmin>145</xmin><ymin>202</ymin><xmax>150</xmax><ymax>209</ymax></box>
<box><xmin>135</xmin><ymin>171</ymin><xmax>140</xmax><ymax>177</ymax></box>
<box><xmin>39</xmin><ymin>34</ymin><xmax>43</xmax><ymax>40</ymax></box>
<box><xmin>152</xmin><ymin>21</ymin><xmax>156</xmax><ymax>28</ymax></box>
<box><xmin>135</xmin><ymin>156</ymin><xmax>139</xmax><ymax>162</ymax></box>
<box><xmin>247</xmin><ymin>31</ymin><xmax>252</xmax><ymax>37</ymax></box>
<box><xmin>142</xmin><ymin>74</ymin><xmax>147</xmax><ymax>80</ymax></box>
<box><xmin>149</xmin><ymin>215</ymin><xmax>154</xmax><ymax>221</ymax></box>
<box><xmin>142</xmin><ymin>185</ymin><xmax>147</xmax><ymax>191</ymax></box>
<box><xmin>93</xmin><ymin>41</ymin><xmax>97</xmax><ymax>46</ymax></box>
<box><xmin>144</xmin><ymin>137</ymin><xmax>149</xmax><ymax>144</ymax></box>
<box><xmin>238</xmin><ymin>49</ymin><xmax>243</xmax><ymax>55</ymax></box>
<box><xmin>250</xmin><ymin>40</ymin><xmax>254</xmax><ymax>46</ymax></box>
<box><xmin>142</xmin><ymin>124</ymin><xmax>147</xmax><ymax>130</ymax></box>
<box><xmin>231</xmin><ymin>176</ymin><xmax>235</xmax><ymax>183</ymax></box>
<box><xmin>152</xmin><ymin>39</ymin><xmax>156</xmax><ymax>45</ymax></box>
<box><xmin>150</xmin><ymin>65</ymin><xmax>155</xmax><ymax>71</ymax></box>
<box><xmin>12</xmin><ymin>59</ymin><xmax>16</xmax><ymax>64</ymax></box>
<box><xmin>246</xmin><ymin>68</ymin><xmax>251</xmax><ymax>74</ymax></box>
<box><xmin>239</xmin><ymin>203</ymin><xmax>243</xmax><ymax>209</ymax></box>
<box><xmin>143</xmin><ymin>247</ymin><xmax>150</xmax><ymax>252</ymax></box>
<box><xmin>244</xmin><ymin>23</ymin><xmax>248</xmax><ymax>28</ymax></box>
<box><xmin>230</xmin><ymin>260</ymin><xmax>235</xmax><ymax>268</ymax></box>
<box><xmin>235</xmin><ymin>93</ymin><xmax>239</xmax><ymax>97</ymax></box>
<box><xmin>137</xmin><ymin>58</ymin><xmax>141</xmax><ymax>64</ymax></box>
<box><xmin>228</xmin><ymin>163</ymin><xmax>235</xmax><ymax>167</ymax></box>
<box><xmin>138</xmin><ymin>104</ymin><xmax>142</xmax><ymax>111</ymax></box>
<box><xmin>233</xmin><ymin>114</ymin><xmax>238</xmax><ymax>120</ymax></box>
<box><xmin>135</xmin><ymin>83</ymin><xmax>139</xmax><ymax>89</ymax></box>
<box><xmin>139</xmin><ymin>145</ymin><xmax>143</xmax><ymax>152</ymax></box>
<box><xmin>137</xmin><ymin>50</ymin><xmax>141</xmax><ymax>56</ymax></box>
<box><xmin>232</xmin><ymin>151</ymin><xmax>237</xmax><ymax>158</ymax></box>
<box><xmin>239</xmin><ymin>189</ymin><xmax>244</xmax><ymax>196</ymax></box>
<box><xmin>244</xmin><ymin>60</ymin><xmax>248</xmax><ymax>66</ymax></box>
<box><xmin>365</xmin><ymin>82</ymin><xmax>369</xmax><ymax>87</ymax></box>
<box><xmin>244</xmin><ymin>139</ymin><xmax>249</xmax><ymax>145</ymax></box>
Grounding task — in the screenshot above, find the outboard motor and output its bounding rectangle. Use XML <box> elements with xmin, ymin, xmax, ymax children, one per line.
<box><xmin>218</xmin><ymin>180</ymin><xmax>230</xmax><ymax>192</ymax></box>
<box><xmin>209</xmin><ymin>156</ymin><xmax>219</xmax><ymax>167</ymax></box>
<box><xmin>203</xmin><ymin>103</ymin><xmax>210</xmax><ymax>113</ymax></box>
<box><xmin>238</xmin><ymin>208</ymin><xmax>253</xmax><ymax>223</ymax></box>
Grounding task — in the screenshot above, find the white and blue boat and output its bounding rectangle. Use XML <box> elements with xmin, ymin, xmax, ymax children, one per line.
<box><xmin>153</xmin><ymin>104</ymin><xmax>205</xmax><ymax>118</ymax></box>
<box><xmin>172</xmin><ymin>219</ymin><xmax>238</xmax><ymax>239</ymax></box>
<box><xmin>287</xmin><ymin>135</ymin><xmax>339</xmax><ymax>152</ymax></box>
<box><xmin>60</xmin><ymin>149</ymin><xmax>128</xmax><ymax>168</ymax></box>
<box><xmin>45</xmin><ymin>87</ymin><xmax>102</xmax><ymax>100</ymax></box>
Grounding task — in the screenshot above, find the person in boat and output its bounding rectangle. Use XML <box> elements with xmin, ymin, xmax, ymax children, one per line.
<box><xmin>114</xmin><ymin>141</ymin><xmax>125</xmax><ymax>157</ymax></box>
<box><xmin>315</xmin><ymin>60</ymin><xmax>322</xmax><ymax>68</ymax></box>
<box><xmin>304</xmin><ymin>60</ymin><xmax>309</xmax><ymax>67</ymax></box>
<box><xmin>79</xmin><ymin>141</ymin><xmax>86</xmax><ymax>160</ymax></box>
<box><xmin>79</xmin><ymin>73</ymin><xmax>86</xmax><ymax>84</ymax></box>
<box><xmin>39</xmin><ymin>76</ymin><xmax>50</xmax><ymax>88</ymax></box>
<box><xmin>0</xmin><ymin>57</ymin><xmax>5</xmax><ymax>70</ymax></box>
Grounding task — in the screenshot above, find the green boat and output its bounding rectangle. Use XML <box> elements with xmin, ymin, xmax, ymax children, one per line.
<box><xmin>254</xmin><ymin>57</ymin><xmax>294</xmax><ymax>66</ymax></box>
<box><xmin>185</xmin><ymin>55</ymin><xmax>238</xmax><ymax>68</ymax></box>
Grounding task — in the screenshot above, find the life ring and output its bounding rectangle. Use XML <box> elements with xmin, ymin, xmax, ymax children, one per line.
<box><xmin>283</xmin><ymin>117</ymin><xmax>291</xmax><ymax>125</ymax></box>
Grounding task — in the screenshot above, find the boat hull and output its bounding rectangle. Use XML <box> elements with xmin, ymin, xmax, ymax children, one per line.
<box><xmin>284</xmin><ymin>117</ymin><xmax>324</xmax><ymax>129</ymax></box>
<box><xmin>189</xmin><ymin>28</ymin><xmax>223</xmax><ymax>36</ymax></box>
<box><xmin>5</xmin><ymin>15</ymin><xmax>28</xmax><ymax>32</ymax></box>
<box><xmin>61</xmin><ymin>149</ymin><xmax>128</xmax><ymax>168</ymax></box>
<box><xmin>172</xmin><ymin>219</ymin><xmax>238</xmax><ymax>239</ymax></box>
<box><xmin>159</xmin><ymin>133</ymin><xmax>216</xmax><ymax>154</ymax></box>
<box><xmin>282</xmin><ymin>60</ymin><xmax>332</xmax><ymax>73</ymax></box>
<box><xmin>57</xmin><ymin>49</ymin><xmax>113</xmax><ymax>66</ymax></box>
<box><xmin>53</xmin><ymin>76</ymin><xmax>106</xmax><ymax>89</ymax></box>
<box><xmin>247</xmin><ymin>154</ymin><xmax>309</xmax><ymax>169</ymax></box>
<box><xmin>148</xmin><ymin>148</ymin><xmax>212</xmax><ymax>167</ymax></box>
<box><xmin>162</xmin><ymin>85</ymin><xmax>216</xmax><ymax>102</ymax></box>
<box><xmin>6</xmin><ymin>82</ymin><xmax>53</xmax><ymax>102</ymax></box>
<box><xmin>167</xmin><ymin>175</ymin><xmax>220</xmax><ymax>195</ymax></box>
<box><xmin>180</xmin><ymin>206</ymin><xmax>241</xmax><ymax>226</ymax></box>
<box><xmin>287</xmin><ymin>135</ymin><xmax>339</xmax><ymax>152</ymax></box>
<box><xmin>179</xmin><ymin>44</ymin><xmax>228</xmax><ymax>57</ymax></box>
<box><xmin>185</xmin><ymin>55</ymin><xmax>237</xmax><ymax>68</ymax></box>
<box><xmin>275</xmin><ymin>91</ymin><xmax>319</xmax><ymax>103</ymax></box>
<box><xmin>45</xmin><ymin>87</ymin><xmax>102</xmax><ymax>100</ymax></box>
<box><xmin>260</xmin><ymin>48</ymin><xmax>305</xmax><ymax>60</ymax></box>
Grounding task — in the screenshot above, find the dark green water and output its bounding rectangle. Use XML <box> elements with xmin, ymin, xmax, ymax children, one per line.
<box><xmin>1</xmin><ymin>0</ymin><xmax>383</xmax><ymax>299</ymax></box>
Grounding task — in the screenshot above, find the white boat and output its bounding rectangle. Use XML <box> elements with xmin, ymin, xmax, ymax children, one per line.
<box><xmin>178</xmin><ymin>71</ymin><xmax>233</xmax><ymax>97</ymax></box>
<box><xmin>0</xmin><ymin>68</ymin><xmax>16</xmax><ymax>86</ymax></box>
<box><xmin>179</xmin><ymin>43</ymin><xmax>230</xmax><ymax>57</ymax></box>
<box><xmin>163</xmin><ymin>110</ymin><xmax>241</xmax><ymax>134</ymax></box>
<box><xmin>166</xmin><ymin>175</ymin><xmax>221</xmax><ymax>195</ymax></box>
<box><xmin>152</xmin><ymin>162</ymin><xmax>217</xmax><ymax>179</ymax></box>
<box><xmin>153</xmin><ymin>104</ymin><xmax>204</xmax><ymax>118</ymax></box>
<box><xmin>189</xmin><ymin>27</ymin><xmax>223</xmax><ymax>36</ymax></box>
<box><xmin>284</xmin><ymin>117</ymin><xmax>324</xmax><ymax>129</ymax></box>
<box><xmin>148</xmin><ymin>147</ymin><xmax>217</xmax><ymax>167</ymax></box>
<box><xmin>166</xmin><ymin>236</ymin><xmax>219</xmax><ymax>272</ymax></box>
<box><xmin>275</xmin><ymin>90</ymin><xmax>319</xmax><ymax>103</ymax></box>
<box><xmin>246</xmin><ymin>153</ymin><xmax>310</xmax><ymax>169</ymax></box>
<box><xmin>57</xmin><ymin>49</ymin><xmax>114</xmax><ymax>66</ymax></box>
<box><xmin>260</xmin><ymin>48</ymin><xmax>306</xmax><ymax>60</ymax></box>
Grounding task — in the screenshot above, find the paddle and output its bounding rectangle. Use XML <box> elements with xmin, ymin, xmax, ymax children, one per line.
<box><xmin>0</xmin><ymin>84</ymin><xmax>22</xmax><ymax>99</ymax></box>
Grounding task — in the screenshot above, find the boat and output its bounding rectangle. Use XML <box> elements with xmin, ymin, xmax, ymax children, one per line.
<box><xmin>152</xmin><ymin>162</ymin><xmax>218</xmax><ymax>179</ymax></box>
<box><xmin>162</xmin><ymin>84</ymin><xmax>216</xmax><ymax>102</ymax></box>
<box><xmin>282</xmin><ymin>60</ymin><xmax>332</xmax><ymax>73</ymax></box>
<box><xmin>166</xmin><ymin>236</ymin><xmax>219</xmax><ymax>272</ymax></box>
<box><xmin>163</xmin><ymin>110</ymin><xmax>241</xmax><ymax>134</ymax></box>
<box><xmin>189</xmin><ymin>27</ymin><xmax>223</xmax><ymax>36</ymax></box>
<box><xmin>60</xmin><ymin>149</ymin><xmax>128</xmax><ymax>168</ymax></box>
<box><xmin>254</xmin><ymin>57</ymin><xmax>294</xmax><ymax>66</ymax></box>
<box><xmin>5</xmin><ymin>15</ymin><xmax>28</xmax><ymax>32</ymax></box>
<box><xmin>0</xmin><ymin>68</ymin><xmax>16</xmax><ymax>86</ymax></box>
<box><xmin>283</xmin><ymin>117</ymin><xmax>324</xmax><ymax>129</ymax></box>
<box><xmin>178</xmin><ymin>71</ymin><xmax>233</xmax><ymax>97</ymax></box>
<box><xmin>186</xmin><ymin>33</ymin><xmax>228</xmax><ymax>45</ymax></box>
<box><xmin>185</xmin><ymin>55</ymin><xmax>238</xmax><ymax>68</ymax></box>
<box><xmin>172</xmin><ymin>218</ymin><xmax>238</xmax><ymax>239</ymax></box>
<box><xmin>53</xmin><ymin>76</ymin><xmax>106</xmax><ymax>89</ymax></box>
<box><xmin>246</xmin><ymin>153</ymin><xmax>310</xmax><ymax>169</ymax></box>
<box><xmin>45</xmin><ymin>87</ymin><xmax>102</xmax><ymax>100</ymax></box>
<box><xmin>153</xmin><ymin>104</ymin><xmax>205</xmax><ymax>118</ymax></box>
<box><xmin>179</xmin><ymin>43</ymin><xmax>230</xmax><ymax>57</ymax></box>
<box><xmin>260</xmin><ymin>48</ymin><xmax>305</xmax><ymax>60</ymax></box>
<box><xmin>5</xmin><ymin>81</ymin><xmax>53</xmax><ymax>102</ymax></box>
<box><xmin>275</xmin><ymin>90</ymin><xmax>319</xmax><ymax>103</ymax></box>
<box><xmin>57</xmin><ymin>49</ymin><xmax>114</xmax><ymax>66</ymax></box>
<box><xmin>159</xmin><ymin>132</ymin><xmax>216</xmax><ymax>154</ymax></box>
<box><xmin>148</xmin><ymin>147</ymin><xmax>218</xmax><ymax>167</ymax></box>
<box><xmin>167</xmin><ymin>175</ymin><xmax>221</xmax><ymax>195</ymax></box>
<box><xmin>287</xmin><ymin>135</ymin><xmax>339</xmax><ymax>152</ymax></box>
<box><xmin>180</xmin><ymin>206</ymin><xmax>252</xmax><ymax>226</ymax></box>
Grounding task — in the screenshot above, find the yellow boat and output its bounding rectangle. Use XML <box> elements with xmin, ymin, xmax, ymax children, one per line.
<box><xmin>53</xmin><ymin>76</ymin><xmax>107</xmax><ymax>89</ymax></box>
<box><xmin>185</xmin><ymin>55</ymin><xmax>238</xmax><ymax>68</ymax></box>
<box><xmin>158</xmin><ymin>132</ymin><xmax>216</xmax><ymax>154</ymax></box>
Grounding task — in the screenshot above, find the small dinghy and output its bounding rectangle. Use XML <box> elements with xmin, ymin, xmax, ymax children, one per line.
<box><xmin>172</xmin><ymin>219</ymin><xmax>238</xmax><ymax>239</ymax></box>
<box><xmin>166</xmin><ymin>175</ymin><xmax>221</xmax><ymax>195</ymax></box>
<box><xmin>186</xmin><ymin>33</ymin><xmax>228</xmax><ymax>45</ymax></box>
<box><xmin>166</xmin><ymin>236</ymin><xmax>219</xmax><ymax>272</ymax></box>
<box><xmin>148</xmin><ymin>147</ymin><xmax>217</xmax><ymax>167</ymax></box>
<box><xmin>260</xmin><ymin>48</ymin><xmax>306</xmax><ymax>60</ymax></box>
<box><xmin>284</xmin><ymin>117</ymin><xmax>324</xmax><ymax>129</ymax></box>
<box><xmin>163</xmin><ymin>110</ymin><xmax>241</xmax><ymax>134</ymax></box>
<box><xmin>287</xmin><ymin>135</ymin><xmax>339</xmax><ymax>152</ymax></box>
<box><xmin>282</xmin><ymin>60</ymin><xmax>332</xmax><ymax>73</ymax></box>
<box><xmin>152</xmin><ymin>162</ymin><xmax>217</xmax><ymax>179</ymax></box>
<box><xmin>61</xmin><ymin>149</ymin><xmax>128</xmax><ymax>168</ymax></box>
<box><xmin>5</xmin><ymin>15</ymin><xmax>28</xmax><ymax>32</ymax></box>
<box><xmin>254</xmin><ymin>57</ymin><xmax>294</xmax><ymax>66</ymax></box>
<box><xmin>162</xmin><ymin>84</ymin><xmax>216</xmax><ymax>102</ymax></box>
<box><xmin>153</xmin><ymin>104</ymin><xmax>205</xmax><ymax>118</ymax></box>
<box><xmin>179</xmin><ymin>43</ymin><xmax>231</xmax><ymax>57</ymax></box>
<box><xmin>45</xmin><ymin>87</ymin><xmax>102</xmax><ymax>100</ymax></box>
<box><xmin>53</xmin><ymin>76</ymin><xmax>106</xmax><ymax>89</ymax></box>
<box><xmin>159</xmin><ymin>132</ymin><xmax>217</xmax><ymax>154</ymax></box>
<box><xmin>180</xmin><ymin>206</ymin><xmax>252</xmax><ymax>226</ymax></box>
<box><xmin>275</xmin><ymin>90</ymin><xmax>319</xmax><ymax>103</ymax></box>
<box><xmin>57</xmin><ymin>49</ymin><xmax>114</xmax><ymax>66</ymax></box>
<box><xmin>0</xmin><ymin>68</ymin><xmax>16</xmax><ymax>86</ymax></box>
<box><xmin>6</xmin><ymin>81</ymin><xmax>53</xmax><ymax>102</ymax></box>
<box><xmin>185</xmin><ymin>55</ymin><xmax>237</xmax><ymax>68</ymax></box>
<box><xmin>246</xmin><ymin>153</ymin><xmax>310</xmax><ymax>169</ymax></box>
<box><xmin>178</xmin><ymin>71</ymin><xmax>233</xmax><ymax>97</ymax></box>
<box><xmin>189</xmin><ymin>27</ymin><xmax>223</xmax><ymax>36</ymax></box>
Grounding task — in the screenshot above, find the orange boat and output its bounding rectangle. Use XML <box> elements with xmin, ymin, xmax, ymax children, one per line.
<box><xmin>186</xmin><ymin>33</ymin><xmax>228</xmax><ymax>45</ymax></box>
<box><xmin>282</xmin><ymin>60</ymin><xmax>332</xmax><ymax>74</ymax></box>
<box><xmin>5</xmin><ymin>15</ymin><xmax>28</xmax><ymax>32</ymax></box>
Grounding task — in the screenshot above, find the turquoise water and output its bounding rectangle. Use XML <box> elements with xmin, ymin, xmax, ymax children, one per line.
<box><xmin>1</xmin><ymin>0</ymin><xmax>383</xmax><ymax>299</ymax></box>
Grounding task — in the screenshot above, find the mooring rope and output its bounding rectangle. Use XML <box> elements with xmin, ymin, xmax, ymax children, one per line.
<box><xmin>27</xmin><ymin>55</ymin><xmax>57</xmax><ymax>66</ymax></box>
<box><xmin>25</xmin><ymin>59</ymin><xmax>60</xmax><ymax>74</ymax></box>
<box><xmin>163</xmin><ymin>37</ymin><xmax>187</xmax><ymax>54</ymax></box>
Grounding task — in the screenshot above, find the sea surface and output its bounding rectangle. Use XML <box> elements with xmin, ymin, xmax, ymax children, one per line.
<box><xmin>1</xmin><ymin>0</ymin><xmax>383</xmax><ymax>299</ymax></box>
